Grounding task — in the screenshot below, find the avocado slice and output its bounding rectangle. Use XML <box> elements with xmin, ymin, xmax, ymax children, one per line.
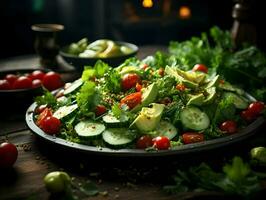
<box><xmin>203</xmin><ymin>87</ymin><xmax>217</xmax><ymax>104</ymax></box>
<box><xmin>130</xmin><ymin>103</ymin><xmax>165</xmax><ymax>132</ymax></box>
<box><xmin>187</xmin><ymin>93</ymin><xmax>205</xmax><ymax>106</ymax></box>
<box><xmin>131</xmin><ymin>83</ymin><xmax>158</xmax><ymax>112</ymax></box>
<box><xmin>165</xmin><ymin>66</ymin><xmax>198</xmax><ymax>89</ymax></box>
<box><xmin>119</xmin><ymin>66</ymin><xmax>142</xmax><ymax>76</ymax></box>
<box><xmin>206</xmin><ymin>75</ymin><xmax>220</xmax><ymax>89</ymax></box>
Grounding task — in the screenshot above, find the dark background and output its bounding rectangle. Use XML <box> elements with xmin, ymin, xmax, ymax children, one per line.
<box><xmin>0</xmin><ymin>0</ymin><xmax>264</xmax><ymax>59</ymax></box>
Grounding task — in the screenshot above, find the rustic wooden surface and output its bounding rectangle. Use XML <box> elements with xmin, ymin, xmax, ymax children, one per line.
<box><xmin>0</xmin><ymin>47</ymin><xmax>266</xmax><ymax>200</ymax></box>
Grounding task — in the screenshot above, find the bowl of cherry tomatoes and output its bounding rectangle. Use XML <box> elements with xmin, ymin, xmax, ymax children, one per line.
<box><xmin>0</xmin><ymin>69</ymin><xmax>64</xmax><ymax>114</ymax></box>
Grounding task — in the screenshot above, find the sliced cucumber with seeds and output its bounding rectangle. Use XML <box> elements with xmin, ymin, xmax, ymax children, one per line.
<box><xmin>180</xmin><ymin>106</ymin><xmax>210</xmax><ymax>130</ymax></box>
<box><xmin>75</xmin><ymin>121</ymin><xmax>105</xmax><ymax>138</ymax></box>
<box><xmin>102</xmin><ymin>113</ymin><xmax>129</xmax><ymax>128</ymax></box>
<box><xmin>53</xmin><ymin>104</ymin><xmax>78</xmax><ymax>121</ymax></box>
<box><xmin>64</xmin><ymin>79</ymin><xmax>83</xmax><ymax>95</ymax></box>
<box><xmin>102</xmin><ymin>128</ymin><xmax>136</xmax><ymax>148</ymax></box>
<box><xmin>156</xmin><ymin>121</ymin><xmax>178</xmax><ymax>140</ymax></box>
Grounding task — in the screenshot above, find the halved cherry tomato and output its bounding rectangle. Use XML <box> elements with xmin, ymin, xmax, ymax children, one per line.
<box><xmin>40</xmin><ymin>116</ymin><xmax>61</xmax><ymax>135</ymax></box>
<box><xmin>248</xmin><ymin>101</ymin><xmax>264</xmax><ymax>116</ymax></box>
<box><xmin>192</xmin><ymin>64</ymin><xmax>208</xmax><ymax>73</ymax></box>
<box><xmin>120</xmin><ymin>92</ymin><xmax>142</xmax><ymax>110</ymax></box>
<box><xmin>219</xmin><ymin>120</ymin><xmax>237</xmax><ymax>134</ymax></box>
<box><xmin>42</xmin><ymin>72</ymin><xmax>64</xmax><ymax>91</ymax></box>
<box><xmin>95</xmin><ymin>105</ymin><xmax>107</xmax><ymax>116</ymax></box>
<box><xmin>0</xmin><ymin>79</ymin><xmax>11</xmax><ymax>90</ymax></box>
<box><xmin>136</xmin><ymin>135</ymin><xmax>153</xmax><ymax>149</ymax></box>
<box><xmin>135</xmin><ymin>83</ymin><xmax>142</xmax><ymax>92</ymax></box>
<box><xmin>152</xmin><ymin>136</ymin><xmax>170</xmax><ymax>150</ymax></box>
<box><xmin>121</xmin><ymin>73</ymin><xmax>141</xmax><ymax>91</ymax></box>
<box><xmin>182</xmin><ymin>132</ymin><xmax>204</xmax><ymax>144</ymax></box>
<box><xmin>37</xmin><ymin>108</ymin><xmax>53</xmax><ymax>126</ymax></box>
<box><xmin>35</xmin><ymin>104</ymin><xmax>47</xmax><ymax>114</ymax></box>
<box><xmin>176</xmin><ymin>84</ymin><xmax>186</xmax><ymax>91</ymax></box>
<box><xmin>12</xmin><ymin>76</ymin><xmax>32</xmax><ymax>89</ymax></box>
<box><xmin>5</xmin><ymin>74</ymin><xmax>18</xmax><ymax>85</ymax></box>
<box><xmin>0</xmin><ymin>142</ymin><xmax>18</xmax><ymax>168</ymax></box>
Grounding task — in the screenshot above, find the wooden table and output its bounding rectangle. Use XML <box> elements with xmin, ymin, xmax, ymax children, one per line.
<box><xmin>0</xmin><ymin>47</ymin><xmax>266</xmax><ymax>200</ymax></box>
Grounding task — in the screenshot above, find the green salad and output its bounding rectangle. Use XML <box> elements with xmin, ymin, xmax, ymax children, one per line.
<box><xmin>67</xmin><ymin>38</ymin><xmax>134</xmax><ymax>58</ymax></box>
<box><xmin>34</xmin><ymin>57</ymin><xmax>265</xmax><ymax>150</ymax></box>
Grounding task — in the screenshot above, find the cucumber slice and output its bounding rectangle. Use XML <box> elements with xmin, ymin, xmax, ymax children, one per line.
<box><xmin>53</xmin><ymin>104</ymin><xmax>78</xmax><ymax>121</ymax></box>
<box><xmin>180</xmin><ymin>106</ymin><xmax>210</xmax><ymax>130</ymax></box>
<box><xmin>156</xmin><ymin>121</ymin><xmax>178</xmax><ymax>140</ymax></box>
<box><xmin>102</xmin><ymin>128</ymin><xmax>136</xmax><ymax>148</ymax></box>
<box><xmin>102</xmin><ymin>113</ymin><xmax>128</xmax><ymax>128</ymax></box>
<box><xmin>64</xmin><ymin>79</ymin><xmax>83</xmax><ymax>95</ymax></box>
<box><xmin>75</xmin><ymin>121</ymin><xmax>105</xmax><ymax>138</ymax></box>
<box><xmin>223</xmin><ymin>92</ymin><xmax>248</xmax><ymax>109</ymax></box>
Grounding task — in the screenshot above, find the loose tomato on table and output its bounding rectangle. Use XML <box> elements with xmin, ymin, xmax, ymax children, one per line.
<box><xmin>121</xmin><ymin>73</ymin><xmax>141</xmax><ymax>91</ymax></box>
<box><xmin>120</xmin><ymin>92</ymin><xmax>142</xmax><ymax>110</ymax></box>
<box><xmin>192</xmin><ymin>64</ymin><xmax>208</xmax><ymax>73</ymax></box>
<box><xmin>136</xmin><ymin>135</ymin><xmax>153</xmax><ymax>149</ymax></box>
<box><xmin>44</xmin><ymin>171</ymin><xmax>71</xmax><ymax>194</ymax></box>
<box><xmin>152</xmin><ymin>136</ymin><xmax>170</xmax><ymax>150</ymax></box>
<box><xmin>182</xmin><ymin>132</ymin><xmax>204</xmax><ymax>144</ymax></box>
<box><xmin>219</xmin><ymin>120</ymin><xmax>237</xmax><ymax>134</ymax></box>
<box><xmin>42</xmin><ymin>71</ymin><xmax>64</xmax><ymax>91</ymax></box>
<box><xmin>0</xmin><ymin>142</ymin><xmax>18</xmax><ymax>168</ymax></box>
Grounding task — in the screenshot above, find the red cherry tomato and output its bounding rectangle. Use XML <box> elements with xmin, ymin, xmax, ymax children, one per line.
<box><xmin>152</xmin><ymin>136</ymin><xmax>170</xmax><ymax>150</ymax></box>
<box><xmin>120</xmin><ymin>92</ymin><xmax>142</xmax><ymax>110</ymax></box>
<box><xmin>135</xmin><ymin>83</ymin><xmax>142</xmax><ymax>92</ymax></box>
<box><xmin>40</xmin><ymin>116</ymin><xmax>61</xmax><ymax>135</ymax></box>
<box><xmin>176</xmin><ymin>84</ymin><xmax>186</xmax><ymax>91</ymax></box>
<box><xmin>192</xmin><ymin>64</ymin><xmax>208</xmax><ymax>73</ymax></box>
<box><xmin>219</xmin><ymin>120</ymin><xmax>237</xmax><ymax>134</ymax></box>
<box><xmin>240</xmin><ymin>109</ymin><xmax>256</xmax><ymax>122</ymax></box>
<box><xmin>5</xmin><ymin>74</ymin><xmax>18</xmax><ymax>84</ymax></box>
<box><xmin>136</xmin><ymin>135</ymin><xmax>153</xmax><ymax>149</ymax></box>
<box><xmin>30</xmin><ymin>70</ymin><xmax>45</xmax><ymax>80</ymax></box>
<box><xmin>42</xmin><ymin>72</ymin><xmax>64</xmax><ymax>91</ymax></box>
<box><xmin>12</xmin><ymin>76</ymin><xmax>32</xmax><ymax>89</ymax></box>
<box><xmin>121</xmin><ymin>73</ymin><xmax>141</xmax><ymax>91</ymax></box>
<box><xmin>158</xmin><ymin>68</ymin><xmax>164</xmax><ymax>76</ymax></box>
<box><xmin>182</xmin><ymin>132</ymin><xmax>204</xmax><ymax>144</ymax></box>
<box><xmin>0</xmin><ymin>79</ymin><xmax>11</xmax><ymax>90</ymax></box>
<box><xmin>32</xmin><ymin>79</ymin><xmax>42</xmax><ymax>88</ymax></box>
<box><xmin>35</xmin><ymin>104</ymin><xmax>47</xmax><ymax>114</ymax></box>
<box><xmin>248</xmin><ymin>101</ymin><xmax>265</xmax><ymax>116</ymax></box>
<box><xmin>0</xmin><ymin>142</ymin><xmax>18</xmax><ymax>168</ymax></box>
<box><xmin>95</xmin><ymin>105</ymin><xmax>107</xmax><ymax>116</ymax></box>
<box><xmin>36</xmin><ymin>108</ymin><xmax>53</xmax><ymax>126</ymax></box>
<box><xmin>140</xmin><ymin>64</ymin><xmax>148</xmax><ymax>70</ymax></box>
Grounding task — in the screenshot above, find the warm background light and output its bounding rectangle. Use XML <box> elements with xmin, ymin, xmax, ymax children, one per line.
<box><xmin>142</xmin><ymin>0</ymin><xmax>153</xmax><ymax>8</ymax></box>
<box><xmin>179</xmin><ymin>6</ymin><xmax>191</xmax><ymax>19</ymax></box>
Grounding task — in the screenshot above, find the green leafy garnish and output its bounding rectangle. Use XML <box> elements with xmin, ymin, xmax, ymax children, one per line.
<box><xmin>35</xmin><ymin>90</ymin><xmax>57</xmax><ymax>108</ymax></box>
<box><xmin>164</xmin><ymin>156</ymin><xmax>264</xmax><ymax>197</ymax></box>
